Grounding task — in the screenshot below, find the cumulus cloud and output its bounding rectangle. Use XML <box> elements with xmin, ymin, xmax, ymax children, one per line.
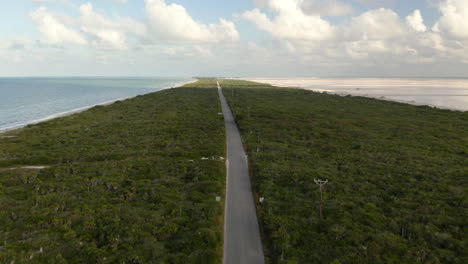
<box><xmin>30</xmin><ymin>7</ymin><xmax>87</xmax><ymax>45</ymax></box>
<box><xmin>406</xmin><ymin>10</ymin><xmax>426</xmax><ymax>33</ymax></box>
<box><xmin>32</xmin><ymin>0</ymin><xmax>74</xmax><ymax>6</ymax></box>
<box><xmin>243</xmin><ymin>0</ymin><xmax>468</xmax><ymax>71</ymax></box>
<box><xmin>0</xmin><ymin>37</ymin><xmax>31</xmax><ymax>50</ymax></box>
<box><xmin>144</xmin><ymin>0</ymin><xmax>239</xmax><ymax>43</ymax></box>
<box><xmin>160</xmin><ymin>45</ymin><xmax>213</xmax><ymax>58</ymax></box>
<box><xmin>30</xmin><ymin>3</ymin><xmax>147</xmax><ymax>50</ymax></box>
<box><xmin>22</xmin><ymin>0</ymin><xmax>468</xmax><ymax>76</ymax></box>
<box><xmin>353</xmin><ymin>0</ymin><xmax>395</xmax><ymax>6</ymax></box>
<box><xmin>301</xmin><ymin>0</ymin><xmax>355</xmax><ymax>17</ymax></box>
<box><xmin>433</xmin><ymin>0</ymin><xmax>468</xmax><ymax>39</ymax></box>
<box><xmin>244</xmin><ymin>2</ymin><xmax>406</xmax><ymax>42</ymax></box>
<box><xmin>79</xmin><ymin>3</ymin><xmax>145</xmax><ymax>50</ymax></box>
<box><xmin>342</xmin><ymin>8</ymin><xmax>406</xmax><ymax>40</ymax></box>
<box><xmin>103</xmin><ymin>0</ymin><xmax>128</xmax><ymax>4</ymax></box>
<box><xmin>29</xmin><ymin>0</ymin><xmax>238</xmax><ymax>51</ymax></box>
<box><xmin>243</xmin><ymin>0</ymin><xmax>335</xmax><ymax>41</ymax></box>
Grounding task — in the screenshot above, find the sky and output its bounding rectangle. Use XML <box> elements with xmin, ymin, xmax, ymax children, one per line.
<box><xmin>0</xmin><ymin>0</ymin><xmax>468</xmax><ymax>77</ymax></box>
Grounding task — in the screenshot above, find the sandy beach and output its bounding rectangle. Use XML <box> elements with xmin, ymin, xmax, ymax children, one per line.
<box><xmin>245</xmin><ymin>78</ymin><xmax>468</xmax><ymax>112</ymax></box>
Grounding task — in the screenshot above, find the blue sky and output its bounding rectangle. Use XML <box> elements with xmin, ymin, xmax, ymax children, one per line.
<box><xmin>1</xmin><ymin>0</ymin><xmax>467</xmax><ymax>77</ymax></box>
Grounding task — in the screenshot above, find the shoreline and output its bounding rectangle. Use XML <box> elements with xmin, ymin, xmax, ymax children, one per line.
<box><xmin>289</xmin><ymin>85</ymin><xmax>467</xmax><ymax>112</ymax></box>
<box><xmin>305</xmin><ymin>88</ymin><xmax>466</xmax><ymax>112</ymax></box>
<box><xmin>242</xmin><ymin>78</ymin><xmax>467</xmax><ymax>112</ymax></box>
<box><xmin>0</xmin><ymin>78</ymin><xmax>196</xmax><ymax>134</ymax></box>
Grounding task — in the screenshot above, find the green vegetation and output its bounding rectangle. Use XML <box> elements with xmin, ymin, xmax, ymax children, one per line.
<box><xmin>221</xmin><ymin>80</ymin><xmax>468</xmax><ymax>264</ymax></box>
<box><xmin>0</xmin><ymin>81</ymin><xmax>225</xmax><ymax>263</ymax></box>
<box><xmin>1</xmin><ymin>78</ymin><xmax>466</xmax><ymax>263</ymax></box>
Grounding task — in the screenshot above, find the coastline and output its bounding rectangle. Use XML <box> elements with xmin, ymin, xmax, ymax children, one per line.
<box><xmin>0</xmin><ymin>78</ymin><xmax>196</xmax><ymax>134</ymax></box>
<box><xmin>0</xmin><ymin>80</ymin><xmax>226</xmax><ymax>262</ymax></box>
<box><xmin>298</xmin><ymin>86</ymin><xmax>467</xmax><ymax>112</ymax></box>
<box><xmin>243</xmin><ymin>78</ymin><xmax>468</xmax><ymax>112</ymax></box>
<box><xmin>306</xmin><ymin>88</ymin><xmax>466</xmax><ymax>112</ymax></box>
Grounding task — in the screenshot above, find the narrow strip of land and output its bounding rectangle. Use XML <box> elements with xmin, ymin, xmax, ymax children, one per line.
<box><xmin>218</xmin><ymin>81</ymin><xmax>265</xmax><ymax>264</ymax></box>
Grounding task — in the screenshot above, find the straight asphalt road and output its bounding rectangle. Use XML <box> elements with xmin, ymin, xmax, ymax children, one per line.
<box><xmin>218</xmin><ymin>81</ymin><xmax>265</xmax><ymax>264</ymax></box>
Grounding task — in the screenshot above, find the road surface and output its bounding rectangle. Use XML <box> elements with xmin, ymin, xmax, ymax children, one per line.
<box><xmin>218</xmin><ymin>81</ymin><xmax>265</xmax><ymax>264</ymax></box>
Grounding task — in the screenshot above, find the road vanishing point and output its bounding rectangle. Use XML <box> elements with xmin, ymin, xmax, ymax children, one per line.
<box><xmin>218</xmin><ymin>81</ymin><xmax>265</xmax><ymax>264</ymax></box>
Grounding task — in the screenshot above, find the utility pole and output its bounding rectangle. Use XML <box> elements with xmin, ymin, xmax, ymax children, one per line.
<box><xmin>248</xmin><ymin>106</ymin><xmax>251</xmax><ymax>131</ymax></box>
<box><xmin>314</xmin><ymin>179</ymin><xmax>328</xmax><ymax>220</ymax></box>
<box><xmin>256</xmin><ymin>131</ymin><xmax>260</xmax><ymax>153</ymax></box>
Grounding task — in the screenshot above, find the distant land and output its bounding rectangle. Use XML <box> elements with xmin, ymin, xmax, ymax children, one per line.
<box><xmin>245</xmin><ymin>77</ymin><xmax>468</xmax><ymax>112</ymax></box>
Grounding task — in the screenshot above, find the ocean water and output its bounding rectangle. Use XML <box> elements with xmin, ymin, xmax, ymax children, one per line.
<box><xmin>0</xmin><ymin>77</ymin><xmax>193</xmax><ymax>131</ymax></box>
<box><xmin>246</xmin><ymin>78</ymin><xmax>468</xmax><ymax>111</ymax></box>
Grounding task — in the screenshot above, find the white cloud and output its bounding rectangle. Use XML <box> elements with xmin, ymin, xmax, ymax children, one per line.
<box><xmin>30</xmin><ymin>7</ymin><xmax>87</xmax><ymax>45</ymax></box>
<box><xmin>103</xmin><ymin>0</ymin><xmax>128</xmax><ymax>4</ymax></box>
<box><xmin>243</xmin><ymin>0</ymin><xmax>335</xmax><ymax>41</ymax></box>
<box><xmin>29</xmin><ymin>3</ymin><xmax>146</xmax><ymax>50</ymax></box>
<box><xmin>353</xmin><ymin>0</ymin><xmax>395</xmax><ymax>6</ymax></box>
<box><xmin>341</xmin><ymin>8</ymin><xmax>406</xmax><ymax>40</ymax></box>
<box><xmin>301</xmin><ymin>0</ymin><xmax>355</xmax><ymax>17</ymax></box>
<box><xmin>243</xmin><ymin>0</ymin><xmax>468</xmax><ymax>74</ymax></box>
<box><xmin>79</xmin><ymin>3</ymin><xmax>145</xmax><ymax>50</ymax></box>
<box><xmin>244</xmin><ymin>2</ymin><xmax>405</xmax><ymax>42</ymax></box>
<box><xmin>0</xmin><ymin>37</ymin><xmax>31</xmax><ymax>50</ymax></box>
<box><xmin>144</xmin><ymin>0</ymin><xmax>239</xmax><ymax>43</ymax></box>
<box><xmin>19</xmin><ymin>0</ymin><xmax>468</xmax><ymax>77</ymax></box>
<box><xmin>433</xmin><ymin>0</ymin><xmax>468</xmax><ymax>39</ymax></box>
<box><xmin>406</xmin><ymin>10</ymin><xmax>426</xmax><ymax>33</ymax></box>
<box><xmin>32</xmin><ymin>0</ymin><xmax>74</xmax><ymax>6</ymax></box>
<box><xmin>30</xmin><ymin>0</ymin><xmax>237</xmax><ymax>50</ymax></box>
<box><xmin>11</xmin><ymin>55</ymin><xmax>25</xmax><ymax>64</ymax></box>
<box><xmin>160</xmin><ymin>45</ymin><xmax>213</xmax><ymax>58</ymax></box>
<box><xmin>343</xmin><ymin>39</ymin><xmax>388</xmax><ymax>59</ymax></box>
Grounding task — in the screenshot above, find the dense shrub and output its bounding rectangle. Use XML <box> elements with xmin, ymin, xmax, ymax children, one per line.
<box><xmin>0</xmin><ymin>82</ymin><xmax>225</xmax><ymax>263</ymax></box>
<box><xmin>222</xmin><ymin>80</ymin><xmax>467</xmax><ymax>264</ymax></box>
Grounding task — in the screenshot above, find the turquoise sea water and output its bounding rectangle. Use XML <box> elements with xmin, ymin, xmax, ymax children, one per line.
<box><xmin>0</xmin><ymin>77</ymin><xmax>192</xmax><ymax>131</ymax></box>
